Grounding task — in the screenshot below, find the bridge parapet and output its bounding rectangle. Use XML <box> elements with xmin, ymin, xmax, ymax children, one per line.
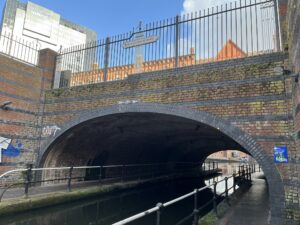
<box><xmin>53</xmin><ymin>0</ymin><xmax>282</xmax><ymax>88</ymax></box>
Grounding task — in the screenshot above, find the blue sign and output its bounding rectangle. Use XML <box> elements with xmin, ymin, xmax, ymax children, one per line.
<box><xmin>2</xmin><ymin>140</ymin><xmax>22</xmax><ymax>158</ymax></box>
<box><xmin>274</xmin><ymin>146</ymin><xmax>288</xmax><ymax>163</ymax></box>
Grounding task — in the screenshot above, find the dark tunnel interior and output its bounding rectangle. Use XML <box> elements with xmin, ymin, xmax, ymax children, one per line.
<box><xmin>42</xmin><ymin>112</ymin><xmax>248</xmax><ymax>168</ymax></box>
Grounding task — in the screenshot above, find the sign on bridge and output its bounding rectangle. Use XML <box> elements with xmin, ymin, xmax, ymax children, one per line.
<box><xmin>123</xmin><ymin>35</ymin><xmax>159</xmax><ymax>49</ymax></box>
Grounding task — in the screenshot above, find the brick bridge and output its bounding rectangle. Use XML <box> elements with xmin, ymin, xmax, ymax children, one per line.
<box><xmin>0</xmin><ymin>0</ymin><xmax>300</xmax><ymax>224</ymax></box>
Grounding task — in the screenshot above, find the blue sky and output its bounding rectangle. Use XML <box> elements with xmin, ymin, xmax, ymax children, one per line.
<box><xmin>0</xmin><ymin>0</ymin><xmax>231</xmax><ymax>39</ymax></box>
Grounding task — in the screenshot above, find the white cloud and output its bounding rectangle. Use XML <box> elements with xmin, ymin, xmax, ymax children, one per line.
<box><xmin>182</xmin><ymin>0</ymin><xmax>234</xmax><ymax>15</ymax></box>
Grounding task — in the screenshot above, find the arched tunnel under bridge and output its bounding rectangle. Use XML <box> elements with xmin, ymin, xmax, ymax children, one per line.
<box><xmin>41</xmin><ymin>112</ymin><xmax>247</xmax><ymax>167</ymax></box>
<box><xmin>38</xmin><ymin>104</ymin><xmax>285</xmax><ymax>224</ymax></box>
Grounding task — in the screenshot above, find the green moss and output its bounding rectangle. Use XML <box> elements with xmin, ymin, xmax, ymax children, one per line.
<box><xmin>198</xmin><ymin>200</ymin><xmax>230</xmax><ymax>225</ymax></box>
<box><xmin>0</xmin><ymin>182</ymin><xmax>137</xmax><ymax>216</ymax></box>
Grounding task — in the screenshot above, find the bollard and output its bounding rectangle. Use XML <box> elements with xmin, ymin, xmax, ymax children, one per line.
<box><xmin>213</xmin><ymin>182</ymin><xmax>218</xmax><ymax>215</ymax></box>
<box><xmin>68</xmin><ymin>166</ymin><xmax>73</xmax><ymax>192</ymax></box>
<box><xmin>156</xmin><ymin>203</ymin><xmax>163</xmax><ymax>225</ymax></box>
<box><xmin>24</xmin><ymin>164</ymin><xmax>33</xmax><ymax>198</ymax></box>
<box><xmin>193</xmin><ymin>189</ymin><xmax>199</xmax><ymax>225</ymax></box>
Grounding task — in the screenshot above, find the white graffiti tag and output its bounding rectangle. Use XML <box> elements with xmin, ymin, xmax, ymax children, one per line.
<box><xmin>118</xmin><ymin>100</ymin><xmax>139</xmax><ymax>105</ymax></box>
<box><xmin>42</xmin><ymin>125</ymin><xmax>61</xmax><ymax>137</ymax></box>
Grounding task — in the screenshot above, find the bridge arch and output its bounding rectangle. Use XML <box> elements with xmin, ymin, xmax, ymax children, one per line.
<box><xmin>38</xmin><ymin>103</ymin><xmax>284</xmax><ymax>224</ymax></box>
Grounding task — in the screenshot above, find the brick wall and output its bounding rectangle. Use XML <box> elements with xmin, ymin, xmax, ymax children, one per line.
<box><xmin>40</xmin><ymin>52</ymin><xmax>298</xmax><ymax>224</ymax></box>
<box><xmin>0</xmin><ymin>49</ymin><xmax>56</xmax><ymax>174</ymax></box>
<box><xmin>287</xmin><ymin>0</ymin><xmax>300</xmax><ymax>222</ymax></box>
<box><xmin>1</xmin><ymin>49</ymin><xmax>298</xmax><ymax>223</ymax></box>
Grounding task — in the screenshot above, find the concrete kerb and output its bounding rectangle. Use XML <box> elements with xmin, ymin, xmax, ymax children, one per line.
<box><xmin>38</xmin><ymin>103</ymin><xmax>285</xmax><ymax>224</ymax></box>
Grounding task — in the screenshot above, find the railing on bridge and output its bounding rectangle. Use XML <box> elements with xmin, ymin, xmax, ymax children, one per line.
<box><xmin>55</xmin><ymin>0</ymin><xmax>281</xmax><ymax>88</ymax></box>
<box><xmin>0</xmin><ymin>32</ymin><xmax>40</xmax><ymax>65</ymax></box>
<box><xmin>112</xmin><ymin>164</ymin><xmax>258</xmax><ymax>225</ymax></box>
<box><xmin>0</xmin><ymin>161</ymin><xmax>220</xmax><ymax>202</ymax></box>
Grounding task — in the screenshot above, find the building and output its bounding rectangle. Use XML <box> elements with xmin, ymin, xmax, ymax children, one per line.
<box><xmin>70</xmin><ymin>48</ymin><xmax>197</xmax><ymax>86</ymax></box>
<box><xmin>0</xmin><ymin>0</ymin><xmax>97</xmax><ymax>65</ymax></box>
<box><xmin>208</xmin><ymin>150</ymin><xmax>251</xmax><ymax>162</ymax></box>
<box><xmin>68</xmin><ymin>40</ymin><xmax>247</xmax><ymax>87</ymax></box>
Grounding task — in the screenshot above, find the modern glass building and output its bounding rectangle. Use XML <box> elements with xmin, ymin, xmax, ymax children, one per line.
<box><xmin>0</xmin><ymin>0</ymin><xmax>97</xmax><ymax>68</ymax></box>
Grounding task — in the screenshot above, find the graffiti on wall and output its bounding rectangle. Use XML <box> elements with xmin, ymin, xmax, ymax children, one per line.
<box><xmin>0</xmin><ymin>137</ymin><xmax>22</xmax><ymax>163</ymax></box>
<box><xmin>42</xmin><ymin>125</ymin><xmax>61</xmax><ymax>137</ymax></box>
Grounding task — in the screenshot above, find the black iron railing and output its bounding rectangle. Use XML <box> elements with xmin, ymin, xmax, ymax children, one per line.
<box><xmin>0</xmin><ymin>32</ymin><xmax>40</xmax><ymax>65</ymax></box>
<box><xmin>112</xmin><ymin>164</ymin><xmax>259</xmax><ymax>225</ymax></box>
<box><xmin>0</xmin><ymin>161</ymin><xmax>220</xmax><ymax>202</ymax></box>
<box><xmin>55</xmin><ymin>0</ymin><xmax>281</xmax><ymax>88</ymax></box>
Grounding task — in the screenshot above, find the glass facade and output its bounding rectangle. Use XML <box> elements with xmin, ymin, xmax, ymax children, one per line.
<box><xmin>0</xmin><ymin>0</ymin><xmax>97</xmax><ymax>56</ymax></box>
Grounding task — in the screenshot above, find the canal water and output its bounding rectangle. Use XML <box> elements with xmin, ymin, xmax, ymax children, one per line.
<box><xmin>0</xmin><ymin>162</ymin><xmax>240</xmax><ymax>225</ymax></box>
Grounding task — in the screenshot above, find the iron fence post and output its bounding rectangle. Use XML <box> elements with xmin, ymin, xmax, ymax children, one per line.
<box><xmin>103</xmin><ymin>37</ymin><xmax>110</xmax><ymax>81</ymax></box>
<box><xmin>242</xmin><ymin>166</ymin><xmax>244</xmax><ymax>178</ymax></box>
<box><xmin>151</xmin><ymin>164</ymin><xmax>155</xmax><ymax>178</ymax></box>
<box><xmin>175</xmin><ymin>15</ymin><xmax>180</xmax><ymax>68</ymax></box>
<box><xmin>193</xmin><ymin>189</ymin><xmax>199</xmax><ymax>225</ymax></box>
<box><xmin>273</xmin><ymin>0</ymin><xmax>281</xmax><ymax>51</ymax></box>
<box><xmin>225</xmin><ymin>177</ymin><xmax>229</xmax><ymax>201</ymax></box>
<box><xmin>138</xmin><ymin>165</ymin><xmax>141</xmax><ymax>181</ymax></box>
<box><xmin>213</xmin><ymin>181</ymin><xmax>218</xmax><ymax>215</ymax></box>
<box><xmin>156</xmin><ymin>202</ymin><xmax>163</xmax><ymax>225</ymax></box>
<box><xmin>233</xmin><ymin>173</ymin><xmax>236</xmax><ymax>192</ymax></box>
<box><xmin>68</xmin><ymin>166</ymin><xmax>73</xmax><ymax>192</ymax></box>
<box><xmin>24</xmin><ymin>164</ymin><xmax>32</xmax><ymax>198</ymax></box>
<box><xmin>122</xmin><ymin>165</ymin><xmax>125</xmax><ymax>181</ymax></box>
<box><xmin>98</xmin><ymin>166</ymin><xmax>102</xmax><ymax>183</ymax></box>
<box><xmin>249</xmin><ymin>166</ymin><xmax>252</xmax><ymax>181</ymax></box>
<box><xmin>247</xmin><ymin>166</ymin><xmax>249</xmax><ymax>181</ymax></box>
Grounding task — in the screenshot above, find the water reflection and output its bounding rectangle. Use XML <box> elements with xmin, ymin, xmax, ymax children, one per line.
<box><xmin>0</xmin><ymin>163</ymin><xmax>242</xmax><ymax>225</ymax></box>
<box><xmin>0</xmin><ymin>179</ymin><xmax>213</xmax><ymax>225</ymax></box>
<box><xmin>205</xmin><ymin>162</ymin><xmax>241</xmax><ymax>195</ymax></box>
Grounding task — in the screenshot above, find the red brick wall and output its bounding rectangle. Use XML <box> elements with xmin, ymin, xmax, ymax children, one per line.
<box><xmin>0</xmin><ymin>49</ymin><xmax>56</xmax><ymax>174</ymax></box>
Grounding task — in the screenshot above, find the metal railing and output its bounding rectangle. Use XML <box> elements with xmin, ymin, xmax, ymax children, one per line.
<box><xmin>0</xmin><ymin>32</ymin><xmax>40</xmax><ymax>65</ymax></box>
<box><xmin>112</xmin><ymin>164</ymin><xmax>258</xmax><ymax>225</ymax></box>
<box><xmin>0</xmin><ymin>161</ymin><xmax>220</xmax><ymax>202</ymax></box>
<box><xmin>55</xmin><ymin>0</ymin><xmax>281</xmax><ymax>88</ymax></box>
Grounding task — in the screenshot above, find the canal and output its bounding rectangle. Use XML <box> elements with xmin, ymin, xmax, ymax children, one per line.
<box><xmin>0</xmin><ymin>162</ymin><xmax>241</xmax><ymax>225</ymax></box>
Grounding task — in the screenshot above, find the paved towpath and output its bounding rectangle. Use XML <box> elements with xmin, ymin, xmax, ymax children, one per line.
<box><xmin>218</xmin><ymin>174</ymin><xmax>270</xmax><ymax>225</ymax></box>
